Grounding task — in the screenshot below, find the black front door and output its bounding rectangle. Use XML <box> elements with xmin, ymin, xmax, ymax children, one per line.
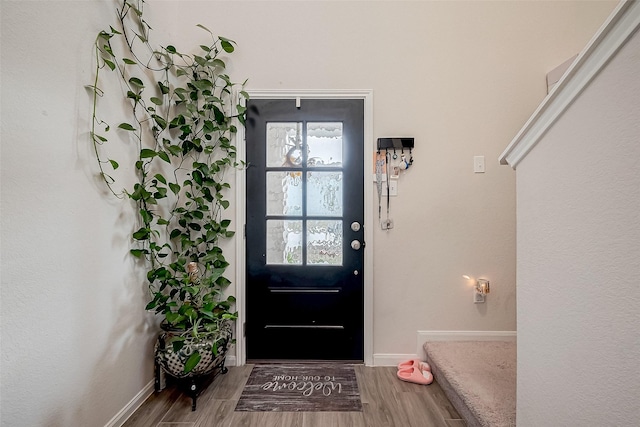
<box><xmin>245</xmin><ymin>98</ymin><xmax>364</xmax><ymax>360</ymax></box>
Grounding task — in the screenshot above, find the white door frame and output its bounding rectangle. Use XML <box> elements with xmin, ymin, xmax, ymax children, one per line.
<box><xmin>235</xmin><ymin>89</ymin><xmax>374</xmax><ymax>366</ymax></box>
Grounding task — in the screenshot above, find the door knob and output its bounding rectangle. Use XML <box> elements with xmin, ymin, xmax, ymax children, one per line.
<box><xmin>350</xmin><ymin>240</ymin><xmax>362</xmax><ymax>250</ymax></box>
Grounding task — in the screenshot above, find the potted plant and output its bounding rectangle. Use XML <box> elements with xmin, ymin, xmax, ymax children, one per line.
<box><xmin>88</xmin><ymin>0</ymin><xmax>247</xmax><ymax>408</ymax></box>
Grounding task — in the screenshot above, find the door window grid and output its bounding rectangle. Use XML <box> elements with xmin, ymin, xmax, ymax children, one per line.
<box><xmin>265</xmin><ymin>122</ymin><xmax>344</xmax><ymax>266</ymax></box>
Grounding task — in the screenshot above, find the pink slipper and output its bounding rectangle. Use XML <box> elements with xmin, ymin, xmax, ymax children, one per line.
<box><xmin>397</xmin><ymin>359</ymin><xmax>431</xmax><ymax>372</ymax></box>
<box><xmin>397</xmin><ymin>366</ymin><xmax>434</xmax><ymax>385</ymax></box>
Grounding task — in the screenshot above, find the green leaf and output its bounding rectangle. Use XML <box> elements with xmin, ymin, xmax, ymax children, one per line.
<box><xmin>171</xmin><ymin>339</ymin><xmax>185</xmax><ymax>353</ymax></box>
<box><xmin>118</xmin><ymin>123</ymin><xmax>136</xmax><ymax>131</ymax></box>
<box><xmin>102</xmin><ymin>44</ymin><xmax>114</xmax><ymax>56</ymax></box>
<box><xmin>167</xmin><ymin>145</ymin><xmax>182</xmax><ymax>156</ymax></box>
<box><xmin>129</xmin><ymin>77</ymin><xmax>144</xmax><ymax>88</ymax></box>
<box><xmin>130</xmin><ymin>249</ymin><xmax>146</xmax><ymax>258</ymax></box>
<box><xmin>140</xmin><ymin>149</ymin><xmax>157</xmax><ymax>158</ymax></box>
<box><xmin>211</xmin><ymin>59</ymin><xmax>225</xmax><ymax>69</ymax></box>
<box><xmin>154</xmin><ymin>174</ymin><xmax>167</xmax><ymax>185</ymax></box>
<box><xmin>122</xmin><ymin>58</ymin><xmax>137</xmax><ymax>65</ymax></box>
<box><xmin>150</xmin><ymin>97</ymin><xmax>163</xmax><ymax>105</ymax></box>
<box><xmin>166</xmin><ymin>45</ymin><xmax>177</xmax><ymax>54</ymax></box>
<box><xmin>140</xmin><ymin>209</ymin><xmax>153</xmax><ymax>224</ymax></box>
<box><xmin>98</xmin><ymin>31</ymin><xmax>112</xmax><ymax>41</ymax></box>
<box><xmin>91</xmin><ymin>132</ymin><xmax>107</xmax><ymax>143</ymax></box>
<box><xmin>152</xmin><ymin>114</ymin><xmax>167</xmax><ymax>129</ymax></box>
<box><xmin>165</xmin><ymin>311</ymin><xmax>181</xmax><ymax>324</ymax></box>
<box><xmin>219</xmin><ymin>37</ymin><xmax>235</xmax><ymax>53</ymax></box>
<box><xmin>127</xmin><ymin>91</ymin><xmax>141</xmax><ymax>101</ymax></box>
<box><xmin>212</xmin><ymin>106</ymin><xmax>225</xmax><ymax>125</ymax></box>
<box><xmin>191</xmin><ymin>79</ymin><xmax>212</xmax><ymax>91</ymax></box>
<box><xmin>192</xmin><ymin>170</ymin><xmax>203</xmax><ymax>185</ymax></box>
<box><xmin>184</xmin><ymin>351</ymin><xmax>201</xmax><ymax>373</ymax></box>
<box><xmin>169</xmin><ymin>183</ymin><xmax>181</xmax><ymax>195</ymax></box>
<box><xmin>220</xmin><ymin>219</ymin><xmax>231</xmax><ymax>228</ymax></box>
<box><xmin>169</xmin><ymin>229</ymin><xmax>181</xmax><ymax>239</ymax></box>
<box><xmin>158</xmin><ymin>82</ymin><xmax>169</xmax><ymax>95</ymax></box>
<box><xmin>132</xmin><ymin>228</ymin><xmax>150</xmax><ymax>240</ymax></box>
<box><xmin>158</xmin><ymin>151</ymin><xmax>170</xmax><ymax>163</ymax></box>
<box><xmin>108</xmin><ymin>159</ymin><xmax>119</xmax><ymax>170</ymax></box>
<box><xmin>194</xmin><ymin>55</ymin><xmax>207</xmax><ymax>67</ymax></box>
<box><xmin>103</xmin><ymin>59</ymin><xmax>116</xmax><ymax>71</ymax></box>
<box><xmin>196</xmin><ymin>24</ymin><xmax>212</xmax><ymax>34</ymax></box>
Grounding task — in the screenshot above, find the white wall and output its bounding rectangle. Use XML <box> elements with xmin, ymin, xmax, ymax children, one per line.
<box><xmin>0</xmin><ymin>1</ymin><xmax>616</xmax><ymax>426</ymax></box>
<box><xmin>515</xmin><ymin>23</ymin><xmax>640</xmax><ymax>426</ymax></box>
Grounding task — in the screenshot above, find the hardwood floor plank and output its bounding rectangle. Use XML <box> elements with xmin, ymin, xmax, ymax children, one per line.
<box><xmin>225</xmin><ymin>411</ymin><xmax>305</xmax><ymax>427</ymax></box>
<box><xmin>192</xmin><ymin>399</ymin><xmax>238</xmax><ymax>427</ymax></box>
<box><xmin>124</xmin><ymin>365</ymin><xmax>464</xmax><ymax>427</ymax></box>
<box><xmin>394</xmin><ymin>388</ymin><xmax>449</xmax><ymax>427</ymax></box>
<box><xmin>301</xmin><ymin>411</ymin><xmax>365</xmax><ymax>427</ymax></box>
<box><xmin>122</xmin><ymin>387</ymin><xmax>182</xmax><ymax>427</ymax></box>
<box><xmin>424</xmin><ymin>380</ymin><xmax>463</xmax><ymax>421</ymax></box>
<box><xmin>358</xmin><ymin>368</ymin><xmax>411</xmax><ymax>427</ymax></box>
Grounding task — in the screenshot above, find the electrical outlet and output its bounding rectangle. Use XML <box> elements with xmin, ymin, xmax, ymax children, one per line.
<box><xmin>473</xmin><ymin>291</ymin><xmax>485</xmax><ymax>304</ymax></box>
<box><xmin>381</xmin><ymin>219</ymin><xmax>394</xmax><ymax>230</ymax></box>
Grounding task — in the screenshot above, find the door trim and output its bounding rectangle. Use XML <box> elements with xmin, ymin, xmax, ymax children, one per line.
<box><xmin>235</xmin><ymin>89</ymin><xmax>374</xmax><ymax>366</ymax></box>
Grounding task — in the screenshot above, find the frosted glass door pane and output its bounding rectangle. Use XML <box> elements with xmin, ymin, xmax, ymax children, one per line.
<box><xmin>266</xmin><ymin>122</ymin><xmax>302</xmax><ymax>167</ymax></box>
<box><xmin>307</xmin><ymin>122</ymin><xmax>343</xmax><ymax>167</ymax></box>
<box><xmin>266</xmin><ymin>220</ymin><xmax>302</xmax><ymax>265</ymax></box>
<box><xmin>307</xmin><ymin>172</ymin><xmax>343</xmax><ymax>216</ymax></box>
<box><xmin>307</xmin><ymin>220</ymin><xmax>343</xmax><ymax>265</ymax></box>
<box><xmin>266</xmin><ymin>172</ymin><xmax>302</xmax><ymax>216</ymax></box>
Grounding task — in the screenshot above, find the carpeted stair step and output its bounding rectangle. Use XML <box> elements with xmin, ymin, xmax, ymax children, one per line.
<box><xmin>423</xmin><ymin>340</ymin><xmax>516</xmax><ymax>427</ymax></box>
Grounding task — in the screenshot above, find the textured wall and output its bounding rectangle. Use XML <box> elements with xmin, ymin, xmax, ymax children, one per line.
<box><xmin>0</xmin><ymin>1</ymin><xmax>616</xmax><ymax>426</ymax></box>
<box><xmin>516</xmin><ymin>27</ymin><xmax>640</xmax><ymax>426</ymax></box>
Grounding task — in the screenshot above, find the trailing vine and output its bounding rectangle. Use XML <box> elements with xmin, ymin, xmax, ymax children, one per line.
<box><xmin>88</xmin><ymin>0</ymin><xmax>247</xmax><ymax>372</ymax></box>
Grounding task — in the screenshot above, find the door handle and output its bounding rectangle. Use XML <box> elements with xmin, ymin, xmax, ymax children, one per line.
<box><xmin>350</xmin><ymin>240</ymin><xmax>362</xmax><ymax>250</ymax></box>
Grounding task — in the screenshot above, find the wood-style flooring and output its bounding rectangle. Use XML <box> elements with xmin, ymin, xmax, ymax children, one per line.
<box><xmin>123</xmin><ymin>365</ymin><xmax>466</xmax><ymax>427</ymax></box>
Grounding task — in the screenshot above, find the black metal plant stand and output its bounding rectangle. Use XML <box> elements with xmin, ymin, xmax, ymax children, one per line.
<box><xmin>154</xmin><ymin>322</ymin><xmax>232</xmax><ymax>411</ymax></box>
<box><xmin>154</xmin><ymin>356</ymin><xmax>228</xmax><ymax>410</ymax></box>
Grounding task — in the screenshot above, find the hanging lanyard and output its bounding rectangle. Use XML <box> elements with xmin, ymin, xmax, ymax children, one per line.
<box><xmin>385</xmin><ymin>150</ymin><xmax>391</xmax><ymax>220</ymax></box>
<box><xmin>375</xmin><ymin>152</ymin><xmax>385</xmax><ymax>219</ymax></box>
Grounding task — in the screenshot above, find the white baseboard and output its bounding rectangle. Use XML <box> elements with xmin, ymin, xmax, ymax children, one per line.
<box><xmin>417</xmin><ymin>330</ymin><xmax>516</xmax><ymax>359</ymax></box>
<box><xmin>104</xmin><ymin>380</ymin><xmax>154</xmax><ymax>427</ymax></box>
<box><xmin>373</xmin><ymin>353</ymin><xmax>419</xmax><ymax>367</ymax></box>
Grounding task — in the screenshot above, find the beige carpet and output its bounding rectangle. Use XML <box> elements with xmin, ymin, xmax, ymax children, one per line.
<box><xmin>423</xmin><ymin>341</ymin><xmax>516</xmax><ymax>427</ymax></box>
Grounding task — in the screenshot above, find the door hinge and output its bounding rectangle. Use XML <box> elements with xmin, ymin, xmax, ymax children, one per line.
<box><xmin>243</xmin><ymin>322</ymin><xmax>246</xmax><ymax>337</ymax></box>
<box><xmin>243</xmin><ymin>224</ymin><xmax>246</xmax><ymax>239</ymax></box>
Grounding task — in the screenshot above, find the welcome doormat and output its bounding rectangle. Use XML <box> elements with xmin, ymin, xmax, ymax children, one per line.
<box><xmin>234</xmin><ymin>363</ymin><xmax>363</xmax><ymax>412</ymax></box>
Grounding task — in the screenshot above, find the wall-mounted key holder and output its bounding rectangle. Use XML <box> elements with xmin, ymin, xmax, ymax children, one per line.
<box><xmin>376</xmin><ymin>137</ymin><xmax>414</xmax><ymax>150</ymax></box>
<box><xmin>375</xmin><ymin>138</ymin><xmax>415</xmax><ymax>230</ymax></box>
